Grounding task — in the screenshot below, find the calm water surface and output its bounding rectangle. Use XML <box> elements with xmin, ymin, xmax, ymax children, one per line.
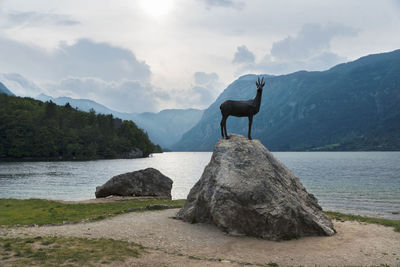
<box><xmin>0</xmin><ymin>152</ymin><xmax>399</xmax><ymax>219</ymax></box>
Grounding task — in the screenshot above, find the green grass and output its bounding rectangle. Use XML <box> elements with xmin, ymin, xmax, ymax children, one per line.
<box><xmin>0</xmin><ymin>198</ymin><xmax>185</xmax><ymax>226</ymax></box>
<box><xmin>325</xmin><ymin>211</ymin><xmax>400</xmax><ymax>232</ymax></box>
<box><xmin>0</xmin><ymin>236</ymin><xmax>143</xmax><ymax>266</ymax></box>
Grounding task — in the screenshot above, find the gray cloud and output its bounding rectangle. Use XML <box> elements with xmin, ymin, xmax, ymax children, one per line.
<box><xmin>233</xmin><ymin>45</ymin><xmax>255</xmax><ymax>64</ymax></box>
<box><xmin>194</xmin><ymin>71</ymin><xmax>219</xmax><ymax>85</ymax></box>
<box><xmin>47</xmin><ymin>72</ymin><xmax>224</xmax><ymax>113</ymax></box>
<box><xmin>192</xmin><ymin>71</ymin><xmax>222</xmax><ymax>106</ymax></box>
<box><xmin>0</xmin><ymin>37</ymin><xmax>151</xmax><ymax>83</ymax></box>
<box><xmin>0</xmin><ymin>73</ymin><xmax>43</xmax><ymax>97</ymax></box>
<box><xmin>188</xmin><ymin>86</ymin><xmax>215</xmax><ymax>106</ymax></box>
<box><xmin>6</xmin><ymin>11</ymin><xmax>80</xmax><ymax>27</ymax></box>
<box><xmin>44</xmin><ymin>77</ymin><xmax>159</xmax><ymax>113</ymax></box>
<box><xmin>235</xmin><ymin>23</ymin><xmax>358</xmax><ymax>75</ymax></box>
<box><xmin>167</xmin><ymin>72</ymin><xmax>223</xmax><ymax>109</ymax></box>
<box><xmin>55</xmin><ymin>39</ymin><xmax>151</xmax><ymax>82</ymax></box>
<box><xmin>255</xmin><ymin>52</ymin><xmax>346</xmax><ymax>74</ymax></box>
<box><xmin>200</xmin><ymin>0</ymin><xmax>244</xmax><ymax>9</ymax></box>
<box><xmin>0</xmin><ymin>35</ymin><xmax>222</xmax><ymax>112</ymax></box>
<box><xmin>270</xmin><ymin>23</ymin><xmax>358</xmax><ymax>61</ymax></box>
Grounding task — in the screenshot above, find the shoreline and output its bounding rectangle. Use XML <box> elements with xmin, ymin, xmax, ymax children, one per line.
<box><xmin>2</xmin><ymin>150</ymin><xmax>400</xmax><ymax>163</ymax></box>
<box><xmin>2</xmin><ymin>208</ymin><xmax>399</xmax><ymax>266</ymax></box>
<box><xmin>1</xmin><ymin>197</ymin><xmax>399</xmax><ymax>232</ymax></box>
<box><xmin>3</xmin><ymin>196</ymin><xmax>400</xmax><ymax>221</ymax></box>
<box><xmin>1</xmin><ymin>198</ymin><xmax>399</xmax><ymax>265</ymax></box>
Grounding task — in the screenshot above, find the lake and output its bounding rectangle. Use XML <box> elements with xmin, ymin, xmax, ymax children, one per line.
<box><xmin>1</xmin><ymin>152</ymin><xmax>399</xmax><ymax>219</ymax></box>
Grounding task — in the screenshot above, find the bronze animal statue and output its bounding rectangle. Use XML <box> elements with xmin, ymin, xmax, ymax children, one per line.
<box><xmin>220</xmin><ymin>76</ymin><xmax>265</xmax><ymax>140</ymax></box>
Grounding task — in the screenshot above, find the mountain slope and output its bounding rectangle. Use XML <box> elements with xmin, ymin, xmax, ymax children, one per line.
<box><xmin>0</xmin><ymin>73</ymin><xmax>42</xmax><ymax>97</ymax></box>
<box><xmin>35</xmin><ymin>94</ymin><xmax>203</xmax><ymax>149</ymax></box>
<box><xmin>0</xmin><ymin>94</ymin><xmax>161</xmax><ymax>160</ymax></box>
<box><xmin>130</xmin><ymin>109</ymin><xmax>204</xmax><ymax>149</ymax></box>
<box><xmin>0</xmin><ymin>82</ymin><xmax>15</xmax><ymax>96</ymax></box>
<box><xmin>36</xmin><ymin>94</ymin><xmax>122</xmax><ymax>117</ymax></box>
<box><xmin>173</xmin><ymin>49</ymin><xmax>400</xmax><ymax>151</ymax></box>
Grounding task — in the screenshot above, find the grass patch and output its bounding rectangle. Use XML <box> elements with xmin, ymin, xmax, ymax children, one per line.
<box><xmin>0</xmin><ymin>236</ymin><xmax>143</xmax><ymax>266</ymax></box>
<box><xmin>0</xmin><ymin>198</ymin><xmax>185</xmax><ymax>226</ymax></box>
<box><xmin>325</xmin><ymin>211</ymin><xmax>400</xmax><ymax>232</ymax></box>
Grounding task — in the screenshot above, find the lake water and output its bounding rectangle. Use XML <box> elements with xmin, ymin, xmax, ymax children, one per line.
<box><xmin>0</xmin><ymin>152</ymin><xmax>399</xmax><ymax>220</ymax></box>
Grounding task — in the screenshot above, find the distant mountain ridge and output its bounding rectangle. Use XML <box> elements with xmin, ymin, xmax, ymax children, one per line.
<box><xmin>36</xmin><ymin>94</ymin><xmax>203</xmax><ymax>149</ymax></box>
<box><xmin>0</xmin><ymin>82</ymin><xmax>15</xmax><ymax>96</ymax></box>
<box><xmin>131</xmin><ymin>109</ymin><xmax>204</xmax><ymax>150</ymax></box>
<box><xmin>36</xmin><ymin>94</ymin><xmax>120</xmax><ymax>117</ymax></box>
<box><xmin>0</xmin><ymin>73</ymin><xmax>42</xmax><ymax>97</ymax></box>
<box><xmin>173</xmin><ymin>49</ymin><xmax>400</xmax><ymax>151</ymax></box>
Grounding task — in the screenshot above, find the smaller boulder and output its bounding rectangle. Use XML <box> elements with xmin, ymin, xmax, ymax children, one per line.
<box><xmin>95</xmin><ymin>168</ymin><xmax>173</xmax><ymax>199</ymax></box>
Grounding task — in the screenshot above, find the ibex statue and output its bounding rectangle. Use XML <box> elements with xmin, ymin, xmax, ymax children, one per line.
<box><xmin>220</xmin><ymin>76</ymin><xmax>265</xmax><ymax>140</ymax></box>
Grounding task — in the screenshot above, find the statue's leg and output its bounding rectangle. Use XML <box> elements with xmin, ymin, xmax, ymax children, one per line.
<box><xmin>220</xmin><ymin>117</ymin><xmax>225</xmax><ymax>138</ymax></box>
<box><xmin>223</xmin><ymin>116</ymin><xmax>229</xmax><ymax>139</ymax></box>
<box><xmin>248</xmin><ymin>116</ymin><xmax>253</xmax><ymax>140</ymax></box>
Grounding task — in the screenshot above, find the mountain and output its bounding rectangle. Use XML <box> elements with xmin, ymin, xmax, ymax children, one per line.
<box><xmin>130</xmin><ymin>109</ymin><xmax>204</xmax><ymax>150</ymax></box>
<box><xmin>173</xmin><ymin>49</ymin><xmax>400</xmax><ymax>151</ymax></box>
<box><xmin>0</xmin><ymin>82</ymin><xmax>15</xmax><ymax>96</ymax></box>
<box><xmin>35</xmin><ymin>94</ymin><xmax>203</xmax><ymax>149</ymax></box>
<box><xmin>0</xmin><ymin>94</ymin><xmax>162</xmax><ymax>160</ymax></box>
<box><xmin>36</xmin><ymin>94</ymin><xmax>122</xmax><ymax>117</ymax></box>
<box><xmin>0</xmin><ymin>73</ymin><xmax>42</xmax><ymax>97</ymax></box>
<box><xmin>1</xmin><ymin>72</ymin><xmax>204</xmax><ymax>149</ymax></box>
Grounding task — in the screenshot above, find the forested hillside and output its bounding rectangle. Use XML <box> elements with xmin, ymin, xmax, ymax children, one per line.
<box><xmin>36</xmin><ymin>94</ymin><xmax>204</xmax><ymax>149</ymax></box>
<box><xmin>0</xmin><ymin>94</ymin><xmax>162</xmax><ymax>160</ymax></box>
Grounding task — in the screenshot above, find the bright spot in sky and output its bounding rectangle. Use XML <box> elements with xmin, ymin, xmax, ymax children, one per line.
<box><xmin>138</xmin><ymin>0</ymin><xmax>175</xmax><ymax>19</ymax></box>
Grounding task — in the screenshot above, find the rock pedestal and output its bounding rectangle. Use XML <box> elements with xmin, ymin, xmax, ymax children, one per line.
<box><xmin>95</xmin><ymin>168</ymin><xmax>173</xmax><ymax>199</ymax></box>
<box><xmin>176</xmin><ymin>134</ymin><xmax>334</xmax><ymax>240</ymax></box>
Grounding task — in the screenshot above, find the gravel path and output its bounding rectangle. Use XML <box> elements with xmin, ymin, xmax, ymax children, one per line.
<box><xmin>2</xmin><ymin>209</ymin><xmax>399</xmax><ymax>266</ymax></box>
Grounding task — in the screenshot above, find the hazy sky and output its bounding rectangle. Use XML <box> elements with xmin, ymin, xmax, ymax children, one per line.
<box><xmin>1</xmin><ymin>0</ymin><xmax>400</xmax><ymax>112</ymax></box>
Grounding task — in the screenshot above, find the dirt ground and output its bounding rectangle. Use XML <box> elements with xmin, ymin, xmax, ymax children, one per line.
<box><xmin>1</xmin><ymin>208</ymin><xmax>399</xmax><ymax>266</ymax></box>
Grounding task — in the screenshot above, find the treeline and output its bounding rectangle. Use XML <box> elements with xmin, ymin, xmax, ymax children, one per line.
<box><xmin>0</xmin><ymin>94</ymin><xmax>162</xmax><ymax>160</ymax></box>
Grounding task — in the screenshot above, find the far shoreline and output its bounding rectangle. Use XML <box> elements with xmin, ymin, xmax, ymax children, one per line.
<box><xmin>1</xmin><ymin>150</ymin><xmax>400</xmax><ymax>163</ymax></box>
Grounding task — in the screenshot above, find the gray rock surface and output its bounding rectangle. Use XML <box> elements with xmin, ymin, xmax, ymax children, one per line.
<box><xmin>176</xmin><ymin>134</ymin><xmax>335</xmax><ymax>240</ymax></box>
<box><xmin>95</xmin><ymin>168</ymin><xmax>173</xmax><ymax>199</ymax></box>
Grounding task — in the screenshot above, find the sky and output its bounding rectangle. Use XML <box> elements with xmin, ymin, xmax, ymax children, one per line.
<box><xmin>0</xmin><ymin>0</ymin><xmax>400</xmax><ymax>113</ymax></box>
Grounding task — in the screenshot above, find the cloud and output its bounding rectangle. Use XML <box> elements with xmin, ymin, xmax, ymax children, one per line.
<box><xmin>0</xmin><ymin>37</ymin><xmax>151</xmax><ymax>83</ymax></box>
<box><xmin>0</xmin><ymin>35</ymin><xmax>221</xmax><ymax>112</ymax></box>
<box><xmin>270</xmin><ymin>23</ymin><xmax>358</xmax><ymax>61</ymax></box>
<box><xmin>232</xmin><ymin>45</ymin><xmax>255</xmax><ymax>64</ymax></box>
<box><xmin>194</xmin><ymin>71</ymin><xmax>219</xmax><ymax>85</ymax></box>
<box><xmin>44</xmin><ymin>77</ymin><xmax>159</xmax><ymax>113</ymax></box>
<box><xmin>44</xmin><ymin>72</ymin><xmax>223</xmax><ymax>112</ymax></box>
<box><xmin>55</xmin><ymin>39</ymin><xmax>151</xmax><ymax>82</ymax></box>
<box><xmin>0</xmin><ymin>73</ymin><xmax>43</xmax><ymax>97</ymax></box>
<box><xmin>165</xmin><ymin>72</ymin><xmax>224</xmax><ymax>110</ymax></box>
<box><xmin>6</xmin><ymin>11</ymin><xmax>80</xmax><ymax>27</ymax></box>
<box><xmin>200</xmin><ymin>0</ymin><xmax>245</xmax><ymax>9</ymax></box>
<box><xmin>235</xmin><ymin>23</ymin><xmax>359</xmax><ymax>75</ymax></box>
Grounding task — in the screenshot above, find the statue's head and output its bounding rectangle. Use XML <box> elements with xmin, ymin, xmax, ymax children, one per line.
<box><xmin>256</xmin><ymin>76</ymin><xmax>265</xmax><ymax>92</ymax></box>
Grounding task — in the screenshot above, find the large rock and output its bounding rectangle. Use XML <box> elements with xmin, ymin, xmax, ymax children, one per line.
<box><xmin>176</xmin><ymin>134</ymin><xmax>334</xmax><ymax>240</ymax></box>
<box><xmin>95</xmin><ymin>168</ymin><xmax>173</xmax><ymax>199</ymax></box>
